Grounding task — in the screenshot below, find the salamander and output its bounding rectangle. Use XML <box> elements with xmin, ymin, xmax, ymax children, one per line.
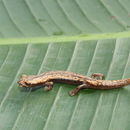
<box><xmin>18</xmin><ymin>71</ymin><xmax>130</xmax><ymax>96</ymax></box>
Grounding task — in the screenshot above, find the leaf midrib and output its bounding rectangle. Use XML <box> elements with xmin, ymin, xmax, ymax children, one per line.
<box><xmin>1</xmin><ymin>31</ymin><xmax>130</xmax><ymax>45</ymax></box>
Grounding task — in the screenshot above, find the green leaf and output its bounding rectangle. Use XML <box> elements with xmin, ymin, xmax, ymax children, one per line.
<box><xmin>0</xmin><ymin>0</ymin><xmax>130</xmax><ymax>130</ymax></box>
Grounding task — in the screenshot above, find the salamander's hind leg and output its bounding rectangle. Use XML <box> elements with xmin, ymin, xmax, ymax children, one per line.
<box><xmin>43</xmin><ymin>81</ymin><xmax>54</xmax><ymax>91</ymax></box>
<box><xmin>90</xmin><ymin>73</ymin><xmax>104</xmax><ymax>80</ymax></box>
<box><xmin>69</xmin><ymin>84</ymin><xmax>88</xmax><ymax>96</ymax></box>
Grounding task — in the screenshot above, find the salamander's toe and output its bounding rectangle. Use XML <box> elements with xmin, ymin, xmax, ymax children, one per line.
<box><xmin>69</xmin><ymin>90</ymin><xmax>76</xmax><ymax>96</ymax></box>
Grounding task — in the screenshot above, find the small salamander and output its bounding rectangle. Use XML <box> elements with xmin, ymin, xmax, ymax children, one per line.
<box><xmin>18</xmin><ymin>71</ymin><xmax>130</xmax><ymax>96</ymax></box>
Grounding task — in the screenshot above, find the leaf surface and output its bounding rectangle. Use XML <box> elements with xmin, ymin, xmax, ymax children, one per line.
<box><xmin>0</xmin><ymin>0</ymin><xmax>130</xmax><ymax>130</ymax></box>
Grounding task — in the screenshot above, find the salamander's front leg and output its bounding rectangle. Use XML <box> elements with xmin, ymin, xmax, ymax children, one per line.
<box><xmin>43</xmin><ymin>81</ymin><xmax>54</xmax><ymax>91</ymax></box>
<box><xmin>90</xmin><ymin>73</ymin><xmax>104</xmax><ymax>80</ymax></box>
<box><xmin>69</xmin><ymin>84</ymin><xmax>88</xmax><ymax>96</ymax></box>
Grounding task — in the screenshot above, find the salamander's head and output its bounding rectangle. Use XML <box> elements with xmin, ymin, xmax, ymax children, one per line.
<box><xmin>17</xmin><ymin>75</ymin><xmax>31</xmax><ymax>88</ymax></box>
<box><xmin>18</xmin><ymin>74</ymin><xmax>45</xmax><ymax>91</ymax></box>
<box><xmin>18</xmin><ymin>74</ymin><xmax>49</xmax><ymax>92</ymax></box>
<box><xmin>18</xmin><ymin>74</ymin><xmax>47</xmax><ymax>87</ymax></box>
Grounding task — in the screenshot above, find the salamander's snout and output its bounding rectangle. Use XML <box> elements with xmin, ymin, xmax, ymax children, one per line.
<box><xmin>17</xmin><ymin>80</ymin><xmax>28</xmax><ymax>87</ymax></box>
<box><xmin>17</xmin><ymin>75</ymin><xmax>29</xmax><ymax>87</ymax></box>
<box><xmin>18</xmin><ymin>80</ymin><xmax>34</xmax><ymax>92</ymax></box>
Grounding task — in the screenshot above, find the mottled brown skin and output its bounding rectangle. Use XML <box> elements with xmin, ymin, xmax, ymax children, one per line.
<box><xmin>17</xmin><ymin>71</ymin><xmax>130</xmax><ymax>96</ymax></box>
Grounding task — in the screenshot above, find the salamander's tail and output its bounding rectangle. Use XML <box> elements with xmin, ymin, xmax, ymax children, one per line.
<box><xmin>100</xmin><ymin>78</ymin><xmax>130</xmax><ymax>89</ymax></box>
<box><xmin>86</xmin><ymin>78</ymin><xmax>130</xmax><ymax>89</ymax></box>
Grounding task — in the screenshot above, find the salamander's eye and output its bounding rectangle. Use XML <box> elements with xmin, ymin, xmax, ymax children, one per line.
<box><xmin>25</xmin><ymin>82</ymin><xmax>31</xmax><ymax>86</ymax></box>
